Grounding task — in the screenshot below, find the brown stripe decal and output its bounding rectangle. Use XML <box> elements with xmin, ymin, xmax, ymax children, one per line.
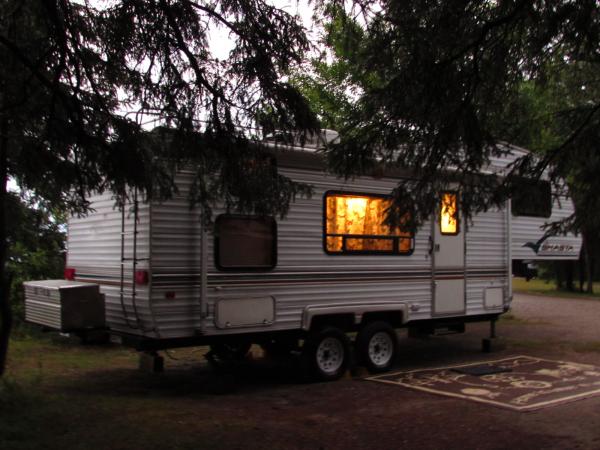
<box><xmin>75</xmin><ymin>268</ymin><xmax>508</xmax><ymax>288</ymax></box>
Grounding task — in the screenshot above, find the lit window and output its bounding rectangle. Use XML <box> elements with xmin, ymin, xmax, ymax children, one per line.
<box><xmin>215</xmin><ymin>215</ymin><xmax>276</xmax><ymax>270</ymax></box>
<box><xmin>324</xmin><ymin>192</ymin><xmax>413</xmax><ymax>254</ymax></box>
<box><xmin>440</xmin><ymin>192</ymin><xmax>458</xmax><ymax>235</ymax></box>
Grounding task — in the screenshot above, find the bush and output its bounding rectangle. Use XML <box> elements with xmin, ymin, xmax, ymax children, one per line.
<box><xmin>6</xmin><ymin>193</ymin><xmax>65</xmax><ymax>324</ymax></box>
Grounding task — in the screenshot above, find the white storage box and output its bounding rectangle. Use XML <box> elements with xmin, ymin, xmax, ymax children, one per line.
<box><xmin>24</xmin><ymin>280</ymin><xmax>105</xmax><ymax>331</ymax></box>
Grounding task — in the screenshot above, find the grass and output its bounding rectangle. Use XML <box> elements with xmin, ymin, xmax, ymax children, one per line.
<box><xmin>571</xmin><ymin>342</ymin><xmax>600</xmax><ymax>354</ymax></box>
<box><xmin>512</xmin><ymin>277</ymin><xmax>600</xmax><ymax>299</ymax></box>
<box><xmin>0</xmin><ymin>333</ymin><xmax>269</xmax><ymax>450</ymax></box>
<box><xmin>0</xmin><ymin>377</ymin><xmax>49</xmax><ymax>450</ymax></box>
<box><xmin>6</xmin><ymin>333</ymin><xmax>136</xmax><ymax>382</ymax></box>
<box><xmin>498</xmin><ymin>311</ymin><xmax>548</xmax><ymax>326</ymax></box>
<box><xmin>0</xmin><ymin>333</ymin><xmax>153</xmax><ymax>450</ymax></box>
<box><xmin>3</xmin><ymin>335</ymin><xmax>136</xmax><ymax>449</ymax></box>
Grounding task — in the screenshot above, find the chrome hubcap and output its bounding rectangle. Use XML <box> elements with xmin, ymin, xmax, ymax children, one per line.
<box><xmin>316</xmin><ymin>337</ymin><xmax>344</xmax><ymax>374</ymax></box>
<box><xmin>368</xmin><ymin>331</ymin><xmax>394</xmax><ymax>367</ymax></box>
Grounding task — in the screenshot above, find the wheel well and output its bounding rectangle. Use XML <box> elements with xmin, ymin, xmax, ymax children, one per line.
<box><xmin>361</xmin><ymin>311</ymin><xmax>403</xmax><ymax>328</ymax></box>
<box><xmin>309</xmin><ymin>314</ymin><xmax>355</xmax><ymax>332</ymax></box>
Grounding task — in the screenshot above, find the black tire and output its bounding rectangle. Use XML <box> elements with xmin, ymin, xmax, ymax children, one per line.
<box><xmin>301</xmin><ymin>327</ymin><xmax>351</xmax><ymax>381</ymax></box>
<box><xmin>356</xmin><ymin>321</ymin><xmax>398</xmax><ymax>373</ymax></box>
<box><xmin>209</xmin><ymin>340</ymin><xmax>252</xmax><ymax>361</ymax></box>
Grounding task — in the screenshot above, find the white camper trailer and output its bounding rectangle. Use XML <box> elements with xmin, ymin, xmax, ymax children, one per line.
<box><xmin>24</xmin><ymin>131</ymin><xmax>582</xmax><ymax>380</ymax></box>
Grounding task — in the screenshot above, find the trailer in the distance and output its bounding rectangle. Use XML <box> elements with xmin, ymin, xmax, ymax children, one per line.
<box><xmin>24</xmin><ymin>131</ymin><xmax>581</xmax><ymax>380</ymax></box>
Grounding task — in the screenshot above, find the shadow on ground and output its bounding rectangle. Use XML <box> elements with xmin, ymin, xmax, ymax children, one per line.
<box><xmin>55</xmin><ymin>324</ymin><xmax>502</xmax><ymax>400</ymax></box>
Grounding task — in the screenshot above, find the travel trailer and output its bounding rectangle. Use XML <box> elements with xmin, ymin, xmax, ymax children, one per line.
<box><xmin>24</xmin><ymin>131</ymin><xmax>581</xmax><ymax>380</ymax></box>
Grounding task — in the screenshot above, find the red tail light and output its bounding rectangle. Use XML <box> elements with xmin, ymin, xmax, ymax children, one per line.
<box><xmin>64</xmin><ymin>267</ymin><xmax>76</xmax><ymax>280</ymax></box>
<box><xmin>135</xmin><ymin>270</ymin><xmax>149</xmax><ymax>285</ymax></box>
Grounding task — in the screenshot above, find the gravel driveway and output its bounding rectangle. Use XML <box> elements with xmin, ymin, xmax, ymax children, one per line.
<box><xmin>509</xmin><ymin>293</ymin><xmax>600</xmax><ymax>342</ymax></box>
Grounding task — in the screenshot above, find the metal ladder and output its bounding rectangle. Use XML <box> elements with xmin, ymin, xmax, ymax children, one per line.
<box><xmin>118</xmin><ymin>188</ymin><xmax>151</xmax><ymax>330</ymax></box>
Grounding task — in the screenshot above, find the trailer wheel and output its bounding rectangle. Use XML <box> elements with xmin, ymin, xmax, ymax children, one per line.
<box><xmin>302</xmin><ymin>327</ymin><xmax>350</xmax><ymax>381</ymax></box>
<box><xmin>209</xmin><ymin>341</ymin><xmax>251</xmax><ymax>362</ymax></box>
<box><xmin>356</xmin><ymin>321</ymin><xmax>397</xmax><ymax>373</ymax></box>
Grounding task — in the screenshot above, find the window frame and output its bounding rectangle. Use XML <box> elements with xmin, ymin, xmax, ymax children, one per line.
<box><xmin>511</xmin><ymin>178</ymin><xmax>552</xmax><ymax>218</ymax></box>
<box><xmin>322</xmin><ymin>190</ymin><xmax>415</xmax><ymax>256</ymax></box>
<box><xmin>439</xmin><ymin>191</ymin><xmax>460</xmax><ymax>236</ymax></box>
<box><xmin>214</xmin><ymin>214</ymin><xmax>277</xmax><ymax>271</ymax></box>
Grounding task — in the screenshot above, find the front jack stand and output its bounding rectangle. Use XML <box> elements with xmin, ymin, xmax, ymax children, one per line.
<box><xmin>482</xmin><ymin>319</ymin><xmax>497</xmax><ymax>353</ymax></box>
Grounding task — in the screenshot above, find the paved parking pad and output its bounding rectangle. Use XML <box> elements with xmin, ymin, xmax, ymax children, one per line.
<box><xmin>367</xmin><ymin>355</ymin><xmax>600</xmax><ymax>411</ymax></box>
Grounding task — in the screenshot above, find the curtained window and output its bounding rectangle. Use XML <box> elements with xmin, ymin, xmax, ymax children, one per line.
<box><xmin>215</xmin><ymin>215</ymin><xmax>276</xmax><ymax>270</ymax></box>
<box><xmin>324</xmin><ymin>192</ymin><xmax>413</xmax><ymax>254</ymax></box>
<box><xmin>440</xmin><ymin>192</ymin><xmax>459</xmax><ymax>235</ymax></box>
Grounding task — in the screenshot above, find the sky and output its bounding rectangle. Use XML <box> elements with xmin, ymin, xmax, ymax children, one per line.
<box><xmin>209</xmin><ymin>1</ymin><xmax>318</xmax><ymax>59</ymax></box>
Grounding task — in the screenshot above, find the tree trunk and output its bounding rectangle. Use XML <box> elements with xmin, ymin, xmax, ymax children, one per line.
<box><xmin>579</xmin><ymin>244</ymin><xmax>585</xmax><ymax>292</ymax></box>
<box><xmin>583</xmin><ymin>230</ymin><xmax>594</xmax><ymax>295</ymax></box>
<box><xmin>555</xmin><ymin>261</ymin><xmax>564</xmax><ymax>290</ymax></box>
<box><xmin>565</xmin><ymin>261</ymin><xmax>575</xmax><ymax>292</ymax></box>
<box><xmin>0</xmin><ymin>274</ymin><xmax>12</xmax><ymax>377</ymax></box>
<box><xmin>0</xmin><ymin>115</ymin><xmax>12</xmax><ymax>377</ymax></box>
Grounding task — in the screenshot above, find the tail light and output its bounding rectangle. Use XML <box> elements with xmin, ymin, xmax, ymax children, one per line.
<box><xmin>64</xmin><ymin>267</ymin><xmax>76</xmax><ymax>280</ymax></box>
<box><xmin>135</xmin><ymin>270</ymin><xmax>149</xmax><ymax>285</ymax></box>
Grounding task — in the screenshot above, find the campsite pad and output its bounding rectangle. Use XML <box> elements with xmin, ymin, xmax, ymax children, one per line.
<box><xmin>367</xmin><ymin>356</ymin><xmax>600</xmax><ymax>411</ymax></box>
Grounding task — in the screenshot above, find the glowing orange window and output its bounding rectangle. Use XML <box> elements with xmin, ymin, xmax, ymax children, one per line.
<box><xmin>440</xmin><ymin>192</ymin><xmax>458</xmax><ymax>235</ymax></box>
<box><xmin>324</xmin><ymin>193</ymin><xmax>413</xmax><ymax>254</ymax></box>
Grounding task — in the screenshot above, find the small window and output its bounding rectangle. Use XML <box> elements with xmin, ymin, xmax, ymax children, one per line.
<box><xmin>440</xmin><ymin>192</ymin><xmax>459</xmax><ymax>235</ymax></box>
<box><xmin>324</xmin><ymin>192</ymin><xmax>414</xmax><ymax>254</ymax></box>
<box><xmin>512</xmin><ymin>179</ymin><xmax>552</xmax><ymax>218</ymax></box>
<box><xmin>215</xmin><ymin>215</ymin><xmax>276</xmax><ymax>270</ymax></box>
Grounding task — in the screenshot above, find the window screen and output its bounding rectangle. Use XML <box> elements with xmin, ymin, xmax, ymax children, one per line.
<box><xmin>215</xmin><ymin>215</ymin><xmax>276</xmax><ymax>270</ymax></box>
<box><xmin>324</xmin><ymin>192</ymin><xmax>414</xmax><ymax>254</ymax></box>
<box><xmin>512</xmin><ymin>179</ymin><xmax>552</xmax><ymax>218</ymax></box>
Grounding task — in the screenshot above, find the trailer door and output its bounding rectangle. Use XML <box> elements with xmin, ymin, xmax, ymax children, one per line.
<box><xmin>432</xmin><ymin>192</ymin><xmax>465</xmax><ymax>315</ymax></box>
